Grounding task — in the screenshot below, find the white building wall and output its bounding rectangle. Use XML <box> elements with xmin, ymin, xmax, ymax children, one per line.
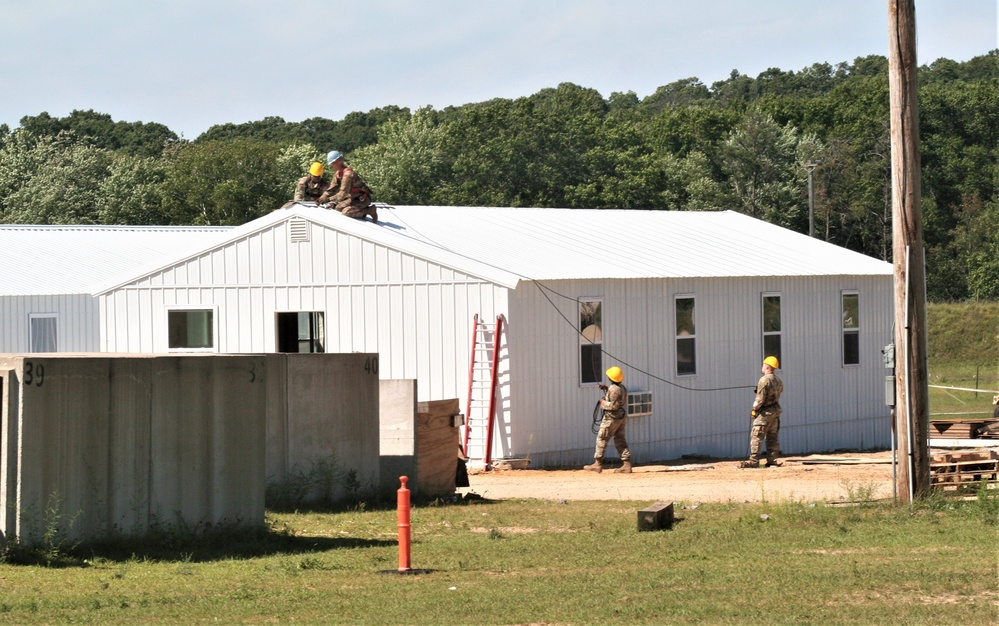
<box><xmin>98</xmin><ymin>219</ymin><xmax>511</xmax><ymax>438</ymax></box>
<box><xmin>96</xmin><ymin>216</ymin><xmax>892</xmax><ymax>468</ymax></box>
<box><xmin>506</xmin><ymin>274</ymin><xmax>894</xmax><ymax>467</ymax></box>
<box><xmin>0</xmin><ymin>294</ymin><xmax>100</xmax><ymax>353</ymax></box>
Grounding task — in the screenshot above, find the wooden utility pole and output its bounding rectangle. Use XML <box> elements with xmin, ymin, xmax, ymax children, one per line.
<box><xmin>888</xmin><ymin>0</ymin><xmax>930</xmax><ymax>502</ymax></box>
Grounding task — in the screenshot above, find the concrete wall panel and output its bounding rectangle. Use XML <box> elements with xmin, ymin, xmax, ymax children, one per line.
<box><xmin>379</xmin><ymin>379</ymin><xmax>418</xmax><ymax>495</ymax></box>
<box><xmin>0</xmin><ymin>354</ymin><xmax>268</xmax><ymax>545</ymax></box>
<box><xmin>106</xmin><ymin>358</ymin><xmax>152</xmax><ymax>534</ymax></box>
<box><xmin>268</xmin><ymin>353</ymin><xmax>381</xmax><ymax>502</ymax></box>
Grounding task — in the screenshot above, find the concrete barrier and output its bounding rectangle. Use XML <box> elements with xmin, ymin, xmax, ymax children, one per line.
<box><xmin>265</xmin><ymin>353</ymin><xmax>382</xmax><ymax>505</ymax></box>
<box><xmin>0</xmin><ymin>354</ymin><xmax>266</xmax><ymax>545</ymax></box>
<box><xmin>0</xmin><ymin>352</ymin><xmax>388</xmax><ymax>546</ymax></box>
<box><xmin>379</xmin><ymin>379</ymin><xmax>418</xmax><ymax>495</ymax></box>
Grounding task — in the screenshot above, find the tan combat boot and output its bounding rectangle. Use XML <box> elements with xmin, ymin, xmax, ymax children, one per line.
<box><xmin>368</xmin><ymin>205</ymin><xmax>378</xmax><ymax>223</ymax></box>
<box><xmin>614</xmin><ymin>461</ymin><xmax>633</xmax><ymax>474</ymax></box>
<box><xmin>583</xmin><ymin>459</ymin><xmax>603</xmax><ymax>473</ymax></box>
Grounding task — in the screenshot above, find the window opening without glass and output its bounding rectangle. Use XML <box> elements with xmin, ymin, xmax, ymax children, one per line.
<box><xmin>276</xmin><ymin>312</ymin><xmax>326</xmax><ymax>353</ymax></box>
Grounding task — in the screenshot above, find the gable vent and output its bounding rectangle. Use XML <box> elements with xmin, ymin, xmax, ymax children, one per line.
<box><xmin>289</xmin><ymin>218</ymin><xmax>310</xmax><ymax>243</ymax></box>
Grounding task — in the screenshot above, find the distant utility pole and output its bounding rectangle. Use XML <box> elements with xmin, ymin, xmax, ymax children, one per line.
<box><xmin>806</xmin><ymin>162</ymin><xmax>818</xmax><ymax>237</ymax></box>
<box><xmin>888</xmin><ymin>0</ymin><xmax>930</xmax><ymax>503</ymax></box>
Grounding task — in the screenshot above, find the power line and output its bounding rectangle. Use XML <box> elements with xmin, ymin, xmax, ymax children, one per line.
<box><xmin>532</xmin><ymin>281</ymin><xmax>753</xmax><ymax>393</ymax></box>
<box><xmin>382</xmin><ymin>205</ymin><xmax>753</xmax><ymax>394</ymax></box>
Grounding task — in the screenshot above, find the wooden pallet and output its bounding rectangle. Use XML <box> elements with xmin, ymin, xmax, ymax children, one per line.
<box><xmin>929</xmin><ymin>450</ymin><xmax>999</xmax><ymax>493</ymax></box>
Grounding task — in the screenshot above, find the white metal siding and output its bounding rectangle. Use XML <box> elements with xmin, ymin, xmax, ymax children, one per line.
<box><xmin>1</xmin><ymin>294</ymin><xmax>99</xmax><ymax>353</ymax></box>
<box><xmin>94</xmin><ymin>211</ymin><xmax>894</xmax><ymax>467</ymax></box>
<box><xmin>98</xmin><ymin>219</ymin><xmax>510</xmax><ymax>412</ymax></box>
<box><xmin>506</xmin><ymin>274</ymin><xmax>893</xmax><ymax>467</ymax></box>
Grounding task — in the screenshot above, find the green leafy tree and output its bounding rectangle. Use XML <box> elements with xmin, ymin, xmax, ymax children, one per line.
<box><xmin>638</xmin><ymin>78</ymin><xmax>712</xmax><ymax>115</ymax></box>
<box><xmin>159</xmin><ymin>139</ymin><xmax>286</xmax><ymax>225</ymax></box>
<box><xmin>721</xmin><ymin>111</ymin><xmax>809</xmax><ymax>230</ymax></box>
<box><xmin>96</xmin><ymin>154</ymin><xmax>169</xmax><ymax>224</ymax></box>
<box><xmin>440</xmin><ymin>97</ymin><xmax>531</xmax><ymax>206</ymax></box>
<box><xmin>196</xmin><ymin>106</ymin><xmax>410</xmax><ymax>154</ymax></box>
<box><xmin>351</xmin><ymin>107</ymin><xmax>449</xmax><ymax>205</ymax></box>
<box><xmin>0</xmin><ymin>130</ymin><xmax>111</xmax><ymax>224</ymax></box>
<box><xmin>18</xmin><ymin>110</ymin><xmax>177</xmax><ymax>157</ymax></box>
<box><xmin>959</xmin><ymin>199</ymin><xmax>999</xmax><ymax>300</ymax></box>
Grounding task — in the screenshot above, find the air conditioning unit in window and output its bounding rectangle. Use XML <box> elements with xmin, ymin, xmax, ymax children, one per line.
<box><xmin>627</xmin><ymin>391</ymin><xmax>653</xmax><ymax>417</ymax></box>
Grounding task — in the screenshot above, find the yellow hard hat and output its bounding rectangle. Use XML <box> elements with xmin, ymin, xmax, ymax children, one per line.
<box><xmin>763</xmin><ymin>356</ymin><xmax>779</xmax><ymax>369</ymax></box>
<box><xmin>309</xmin><ymin>161</ymin><xmax>324</xmax><ymax>177</ymax></box>
<box><xmin>606</xmin><ymin>366</ymin><xmax>624</xmax><ymax>383</ymax></box>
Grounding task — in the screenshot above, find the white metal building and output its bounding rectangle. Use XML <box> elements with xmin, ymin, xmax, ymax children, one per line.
<box><xmin>89</xmin><ymin>204</ymin><xmax>895</xmax><ymax>467</ymax></box>
<box><xmin>0</xmin><ymin>225</ymin><xmax>228</xmax><ymax>354</ymax></box>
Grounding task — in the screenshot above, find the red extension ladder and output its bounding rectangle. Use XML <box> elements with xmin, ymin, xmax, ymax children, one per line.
<box><xmin>463</xmin><ymin>314</ymin><xmax>505</xmax><ymax>467</ymax></box>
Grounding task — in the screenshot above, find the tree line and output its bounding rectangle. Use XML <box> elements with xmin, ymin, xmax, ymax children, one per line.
<box><xmin>1</xmin><ymin>51</ymin><xmax>995</xmax><ymax>301</ymax></box>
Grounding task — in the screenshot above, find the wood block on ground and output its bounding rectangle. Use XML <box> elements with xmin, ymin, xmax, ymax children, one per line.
<box><xmin>637</xmin><ymin>501</ymin><xmax>674</xmax><ymax>531</ymax></box>
<box><xmin>416</xmin><ymin>398</ymin><xmax>461</xmax><ymax>497</ymax></box>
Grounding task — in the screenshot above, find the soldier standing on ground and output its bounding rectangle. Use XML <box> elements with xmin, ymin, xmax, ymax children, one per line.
<box><xmin>584</xmin><ymin>366</ymin><xmax>632</xmax><ymax>474</ymax></box>
<box><xmin>317</xmin><ymin>150</ymin><xmax>377</xmax><ymax>222</ymax></box>
<box><xmin>740</xmin><ymin>356</ymin><xmax>784</xmax><ymax>468</ymax></box>
<box><xmin>294</xmin><ymin>161</ymin><xmax>329</xmax><ymax>202</ymax></box>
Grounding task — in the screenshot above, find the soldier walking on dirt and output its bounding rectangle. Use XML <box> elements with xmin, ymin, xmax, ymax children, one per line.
<box><xmin>584</xmin><ymin>366</ymin><xmax>632</xmax><ymax>474</ymax></box>
<box><xmin>740</xmin><ymin>356</ymin><xmax>783</xmax><ymax>468</ymax></box>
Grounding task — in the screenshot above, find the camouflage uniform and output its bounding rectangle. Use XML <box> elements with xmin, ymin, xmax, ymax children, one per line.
<box><xmin>593</xmin><ymin>381</ymin><xmax>631</xmax><ymax>463</ymax></box>
<box><xmin>748</xmin><ymin>371</ymin><xmax>783</xmax><ymax>465</ymax></box>
<box><xmin>318</xmin><ymin>167</ymin><xmax>375</xmax><ymax>221</ymax></box>
<box><xmin>294</xmin><ymin>175</ymin><xmax>329</xmax><ymax>202</ymax></box>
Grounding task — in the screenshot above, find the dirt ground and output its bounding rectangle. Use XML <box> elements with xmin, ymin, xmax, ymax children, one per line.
<box><xmin>459</xmin><ymin>450</ymin><xmax>900</xmax><ymax>504</ymax></box>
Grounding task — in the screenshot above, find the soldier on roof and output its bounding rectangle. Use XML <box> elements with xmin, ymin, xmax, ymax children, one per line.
<box><xmin>294</xmin><ymin>161</ymin><xmax>329</xmax><ymax>202</ymax></box>
<box><xmin>317</xmin><ymin>150</ymin><xmax>377</xmax><ymax>222</ymax></box>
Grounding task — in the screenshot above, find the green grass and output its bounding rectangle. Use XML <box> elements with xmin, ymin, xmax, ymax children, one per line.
<box><xmin>2</xmin><ymin>493</ymin><xmax>998</xmax><ymax>625</ymax></box>
<box><xmin>927</xmin><ymin>301</ymin><xmax>999</xmax><ymax>419</ymax></box>
<box><xmin>927</xmin><ymin>301</ymin><xmax>999</xmax><ymax>367</ymax></box>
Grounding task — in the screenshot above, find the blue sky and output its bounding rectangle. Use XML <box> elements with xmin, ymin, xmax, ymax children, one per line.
<box><xmin>1</xmin><ymin>0</ymin><xmax>995</xmax><ymax>139</ymax></box>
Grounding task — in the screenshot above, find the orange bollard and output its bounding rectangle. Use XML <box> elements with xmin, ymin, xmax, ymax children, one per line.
<box><xmin>397</xmin><ymin>476</ymin><xmax>411</xmax><ymax>572</ymax></box>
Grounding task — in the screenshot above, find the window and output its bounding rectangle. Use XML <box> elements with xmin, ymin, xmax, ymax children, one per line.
<box><xmin>675</xmin><ymin>296</ymin><xmax>696</xmax><ymax>375</ymax></box>
<box><xmin>627</xmin><ymin>390</ymin><xmax>653</xmax><ymax>417</ymax></box>
<box><xmin>29</xmin><ymin>314</ymin><xmax>57</xmax><ymax>352</ymax></box>
<box><xmin>579</xmin><ymin>298</ymin><xmax>602</xmax><ymax>384</ymax></box>
<box><xmin>168</xmin><ymin>309</ymin><xmax>215</xmax><ymax>351</ymax></box>
<box><xmin>276</xmin><ymin>311</ymin><xmax>326</xmax><ymax>353</ymax></box>
<box><xmin>842</xmin><ymin>292</ymin><xmax>860</xmax><ymax>365</ymax></box>
<box><xmin>762</xmin><ymin>294</ymin><xmax>782</xmax><ymax>365</ymax></box>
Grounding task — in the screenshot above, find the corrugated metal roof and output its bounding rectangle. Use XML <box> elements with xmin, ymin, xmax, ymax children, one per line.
<box><xmin>3</xmin><ymin>206</ymin><xmax>892</xmax><ymax>297</ymax></box>
<box><xmin>0</xmin><ymin>224</ymin><xmax>232</xmax><ymax>296</ymax></box>
<box><xmin>364</xmin><ymin>205</ymin><xmax>893</xmax><ymax>283</ymax></box>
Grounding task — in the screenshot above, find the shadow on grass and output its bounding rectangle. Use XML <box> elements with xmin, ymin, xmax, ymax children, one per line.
<box><xmin>2</xmin><ymin>526</ymin><xmax>395</xmax><ymax>568</ymax></box>
<box><xmin>2</xmin><ymin>492</ymin><xmax>497</xmax><ymax>568</ymax></box>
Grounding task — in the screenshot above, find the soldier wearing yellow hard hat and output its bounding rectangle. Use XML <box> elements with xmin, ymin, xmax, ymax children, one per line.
<box><xmin>584</xmin><ymin>366</ymin><xmax>633</xmax><ymax>473</ymax></box>
<box><xmin>740</xmin><ymin>356</ymin><xmax>784</xmax><ymax>468</ymax></box>
<box><xmin>294</xmin><ymin>161</ymin><xmax>329</xmax><ymax>202</ymax></box>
